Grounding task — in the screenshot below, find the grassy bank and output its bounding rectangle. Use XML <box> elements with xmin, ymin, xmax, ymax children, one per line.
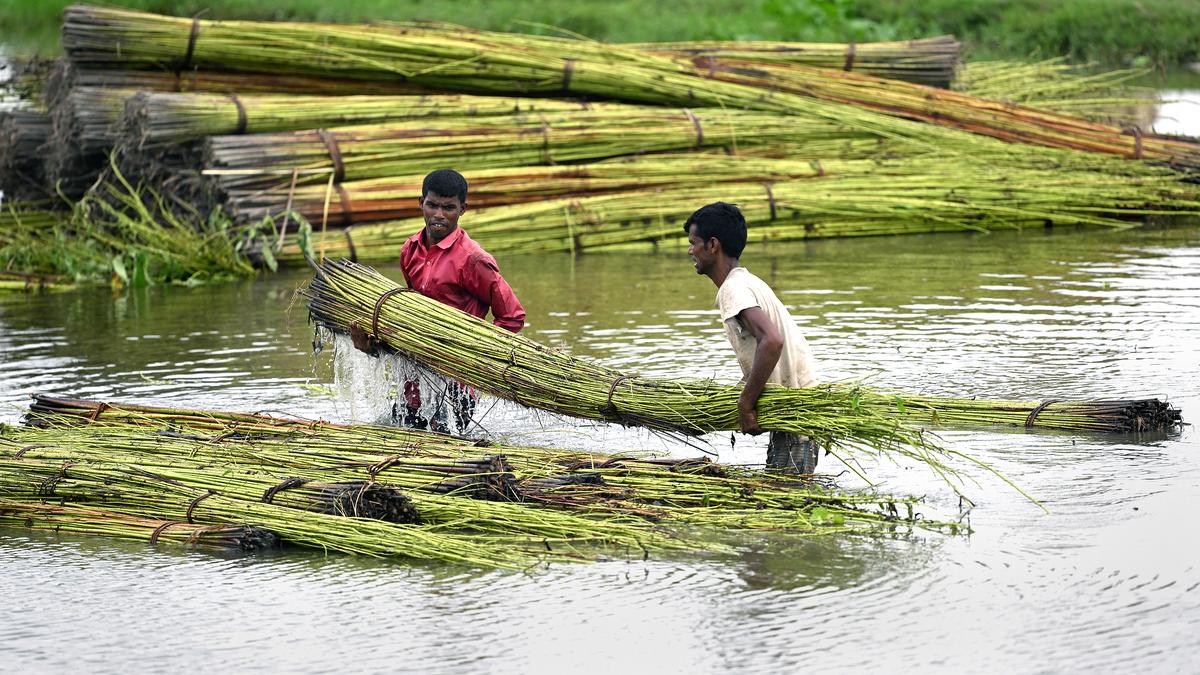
<box><xmin>847</xmin><ymin>0</ymin><xmax>1200</xmax><ymax>68</ymax></box>
<box><xmin>4</xmin><ymin>0</ymin><xmax>1197</xmax><ymax>67</ymax></box>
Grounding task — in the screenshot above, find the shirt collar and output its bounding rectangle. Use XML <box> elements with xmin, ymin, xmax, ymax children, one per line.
<box><xmin>422</xmin><ymin>226</ymin><xmax>465</xmax><ymax>250</ymax></box>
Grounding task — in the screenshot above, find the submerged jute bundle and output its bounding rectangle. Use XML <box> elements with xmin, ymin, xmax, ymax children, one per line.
<box><xmin>302</xmin><ymin>259</ymin><xmax>1003</xmax><ymax>492</ymax></box>
<box><xmin>4</xmin><ymin>404</ymin><xmax>973</xmax><ymax>568</ymax></box>
<box><xmin>0</xmin><ymin>500</ymin><xmax>283</xmax><ymax>552</ymax></box>
<box><xmin>0</xmin><ymin>457</ymin><xmax>546</xmax><ymax>568</ymax></box>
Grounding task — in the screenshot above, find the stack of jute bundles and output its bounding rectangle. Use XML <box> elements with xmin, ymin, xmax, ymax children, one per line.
<box><xmin>6</xmin><ymin>5</ymin><xmax>1199</xmax><ymax>271</ymax></box>
<box><xmin>0</xmin><ymin>394</ymin><xmax>974</xmax><ymax>568</ymax></box>
<box><xmin>45</xmin><ymin>6</ymin><xmax>955</xmax><ymax>208</ymax></box>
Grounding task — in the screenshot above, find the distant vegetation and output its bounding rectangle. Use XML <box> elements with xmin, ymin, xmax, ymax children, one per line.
<box><xmin>847</xmin><ymin>0</ymin><xmax>1200</xmax><ymax>69</ymax></box>
<box><xmin>1</xmin><ymin>0</ymin><xmax>1197</xmax><ymax>67</ymax></box>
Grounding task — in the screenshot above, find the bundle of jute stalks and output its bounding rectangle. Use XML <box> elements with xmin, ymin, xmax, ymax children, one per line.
<box><xmin>274</xmin><ymin>151</ymin><xmax>1200</xmax><ymax>260</ymax></box>
<box><xmin>199</xmin><ymin>106</ymin><xmax>867</xmax><ymax>193</ymax></box>
<box><xmin>636</xmin><ymin>35</ymin><xmax>962</xmax><ymax>87</ymax></box>
<box><xmin>52</xmin><ymin>6</ymin><xmax>1019</xmax><ymax>161</ymax></box>
<box><xmin>0</xmin><ymin>110</ymin><xmax>53</xmax><ymax>199</ymax></box>
<box><xmin>302</xmin><ymin>258</ymin><xmax>1025</xmax><ymax>497</ymax></box>
<box><xmin>4</xmin><ymin>399</ymin><xmax>969</xmax><ymax>568</ymax></box>
<box><xmin>59</xmin><ymin>6</ymin><xmax>1200</xmax><ymax>166</ymax></box>
<box><xmin>0</xmin><ymin>500</ymin><xmax>284</xmax><ymax>552</ymax></box>
<box><xmin>222</xmin><ymin>154</ymin><xmax>854</xmax><ymax>228</ymax></box>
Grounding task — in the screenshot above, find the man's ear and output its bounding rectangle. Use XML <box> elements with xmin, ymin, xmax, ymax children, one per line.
<box><xmin>460</xmin><ymin>201</ymin><xmax>468</xmax><ymax>216</ymax></box>
<box><xmin>418</xmin><ymin>195</ymin><xmax>425</xmax><ymax>207</ymax></box>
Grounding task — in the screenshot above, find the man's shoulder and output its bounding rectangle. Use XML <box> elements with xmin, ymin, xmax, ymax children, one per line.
<box><xmin>457</xmin><ymin>230</ymin><xmax>499</xmax><ymax>266</ymax></box>
<box><xmin>732</xmin><ymin>267</ymin><xmax>778</xmax><ymax>294</ymax></box>
<box><xmin>719</xmin><ymin>267</ymin><xmax>763</xmax><ymax>293</ymax></box>
<box><xmin>400</xmin><ymin>229</ymin><xmax>424</xmax><ymax>251</ymax></box>
<box><xmin>718</xmin><ymin>267</ymin><xmax>781</xmax><ymax>312</ymax></box>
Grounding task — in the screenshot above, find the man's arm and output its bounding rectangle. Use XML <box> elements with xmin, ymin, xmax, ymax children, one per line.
<box><xmin>735</xmin><ymin>306</ymin><xmax>783</xmax><ymax>434</ymax></box>
<box><xmin>465</xmin><ymin>253</ymin><xmax>526</xmax><ymax>333</ymax></box>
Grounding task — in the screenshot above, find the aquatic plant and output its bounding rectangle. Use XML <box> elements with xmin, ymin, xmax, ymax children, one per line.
<box><xmin>0</xmin><ymin>165</ymin><xmax>257</xmax><ymax>285</ymax></box>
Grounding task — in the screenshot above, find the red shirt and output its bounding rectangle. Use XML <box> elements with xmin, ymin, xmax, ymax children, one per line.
<box><xmin>399</xmin><ymin>226</ymin><xmax>526</xmax><ymax>333</ymax></box>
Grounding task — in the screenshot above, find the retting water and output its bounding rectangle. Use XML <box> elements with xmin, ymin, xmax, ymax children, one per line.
<box><xmin>1</xmin><ymin>84</ymin><xmax>1199</xmax><ymax>672</ymax></box>
<box><xmin>4</xmin><ymin>221</ymin><xmax>1199</xmax><ymax>671</ymax></box>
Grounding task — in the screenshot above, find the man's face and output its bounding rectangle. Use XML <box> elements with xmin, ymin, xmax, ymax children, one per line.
<box><xmin>686</xmin><ymin>223</ymin><xmax>715</xmax><ymax>276</ymax></box>
<box><xmin>419</xmin><ymin>191</ymin><xmax>466</xmax><ymax>244</ymax></box>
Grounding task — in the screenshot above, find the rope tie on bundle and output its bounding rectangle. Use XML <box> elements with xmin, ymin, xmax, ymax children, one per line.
<box><xmin>844</xmin><ymin>42</ymin><xmax>857</xmax><ymax>72</ymax></box>
<box><xmin>37</xmin><ymin>473</ymin><xmax>64</xmax><ymax>496</ymax></box>
<box><xmin>1123</xmin><ymin>126</ymin><xmax>1144</xmax><ymax>159</ymax></box>
<box><xmin>370</xmin><ymin>287</ymin><xmax>405</xmax><ymax>338</ymax></box>
<box><xmin>186</xmin><ymin>490</ymin><xmax>215</xmax><ymax>523</ymax></box>
<box><xmin>763</xmin><ymin>182</ymin><xmax>778</xmax><ymax>221</ymax></box>
<box><xmin>562</xmin><ymin>59</ymin><xmax>576</xmax><ymax>93</ymax></box>
<box><xmin>229</xmin><ymin>94</ymin><xmax>248</xmax><ymax>134</ymax></box>
<box><xmin>13</xmin><ymin>445</ymin><xmax>49</xmax><ymax>459</ymax></box>
<box><xmin>262</xmin><ymin>477</ymin><xmax>311</xmax><ymax>503</ymax></box>
<box><xmin>811</xmin><ymin>159</ymin><xmax>826</xmax><ymax>177</ymax></box>
<box><xmin>148</xmin><ymin>521</ymin><xmax>185</xmax><ymax>545</ymax></box>
<box><xmin>368</xmin><ymin>456</ymin><xmax>402</xmax><ymax>481</ymax></box>
<box><xmin>317</xmin><ymin>128</ymin><xmax>346</xmax><ymax>183</ymax></box>
<box><xmin>683</xmin><ymin>108</ymin><xmax>704</xmax><ymax>148</ymax></box>
<box><xmin>336</xmin><ymin>184</ymin><xmax>354</xmax><ymax>227</ymax></box>
<box><xmin>88</xmin><ymin>402</ymin><xmax>109</xmax><ymax>422</ymax></box>
<box><xmin>1025</xmin><ymin>400</ymin><xmax>1061</xmax><ymax>428</ymax></box>
<box><xmin>343</xmin><ymin>226</ymin><xmax>358</xmax><ymax>262</ymax></box>
<box><xmin>177</xmin><ymin>17</ymin><xmax>202</xmax><ymax>75</ymax></box>
<box><xmin>500</xmin><ymin>345</ymin><xmax>532</xmax><ymax>408</ymax></box>
<box><xmin>601</xmin><ymin>374</ymin><xmax>633</xmax><ymax>419</ymax></box>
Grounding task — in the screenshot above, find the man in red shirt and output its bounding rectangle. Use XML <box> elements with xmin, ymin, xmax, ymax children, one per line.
<box><xmin>354</xmin><ymin>168</ymin><xmax>525</xmax><ymax>433</ymax></box>
<box><xmin>398</xmin><ymin>169</ymin><xmax>526</xmax><ymax>333</ymax></box>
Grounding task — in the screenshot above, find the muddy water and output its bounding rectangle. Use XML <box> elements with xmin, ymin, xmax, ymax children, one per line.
<box><xmin>3</xmin><ymin>220</ymin><xmax>1199</xmax><ymax>672</ymax></box>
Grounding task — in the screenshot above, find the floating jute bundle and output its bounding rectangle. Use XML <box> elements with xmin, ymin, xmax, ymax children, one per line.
<box><xmin>0</xmin><ymin>500</ymin><xmax>283</xmax><ymax>552</ymax></box>
<box><xmin>7</xmin><ymin>398</ymin><xmax>973</xmax><ymax>565</ymax></box>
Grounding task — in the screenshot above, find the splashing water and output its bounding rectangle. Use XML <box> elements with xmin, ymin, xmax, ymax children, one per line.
<box><xmin>328</xmin><ymin>332</ymin><xmax>477</xmax><ymax>435</ymax></box>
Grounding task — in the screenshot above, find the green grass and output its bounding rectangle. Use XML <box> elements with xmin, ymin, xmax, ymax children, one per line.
<box><xmin>0</xmin><ymin>162</ymin><xmax>258</xmax><ymax>286</ymax></box>
<box><xmin>846</xmin><ymin>0</ymin><xmax>1200</xmax><ymax>68</ymax></box>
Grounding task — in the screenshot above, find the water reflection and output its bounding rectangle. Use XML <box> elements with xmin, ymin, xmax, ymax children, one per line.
<box><xmin>1153</xmin><ymin>89</ymin><xmax>1200</xmax><ymax>137</ymax></box>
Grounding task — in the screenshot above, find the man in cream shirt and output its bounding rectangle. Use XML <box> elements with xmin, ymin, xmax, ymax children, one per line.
<box><xmin>685</xmin><ymin>201</ymin><xmax>820</xmax><ymax>473</ymax></box>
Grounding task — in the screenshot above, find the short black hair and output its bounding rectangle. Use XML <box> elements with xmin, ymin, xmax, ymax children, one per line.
<box><xmin>422</xmin><ymin>169</ymin><xmax>468</xmax><ymax>203</ymax></box>
<box><xmin>684</xmin><ymin>201</ymin><xmax>747</xmax><ymax>258</ymax></box>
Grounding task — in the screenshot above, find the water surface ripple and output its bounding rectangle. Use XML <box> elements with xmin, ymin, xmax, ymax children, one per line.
<box><xmin>2</xmin><ymin>225</ymin><xmax>1199</xmax><ymax>672</ymax></box>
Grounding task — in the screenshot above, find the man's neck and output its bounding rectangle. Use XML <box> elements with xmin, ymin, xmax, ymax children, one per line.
<box><xmin>709</xmin><ymin>257</ymin><xmax>741</xmax><ymax>288</ymax></box>
<box><xmin>423</xmin><ymin>226</ymin><xmax>458</xmax><ymax>247</ymax></box>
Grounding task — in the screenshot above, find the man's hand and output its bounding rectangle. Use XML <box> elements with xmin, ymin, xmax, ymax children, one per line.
<box><xmin>738</xmin><ymin>392</ymin><xmax>763</xmax><ymax>435</ymax></box>
<box><xmin>349</xmin><ymin>321</ymin><xmax>387</xmax><ymax>357</ymax></box>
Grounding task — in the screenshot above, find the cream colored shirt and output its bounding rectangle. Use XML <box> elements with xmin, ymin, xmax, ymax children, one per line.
<box><xmin>716</xmin><ymin>266</ymin><xmax>818</xmax><ymax>388</ymax></box>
